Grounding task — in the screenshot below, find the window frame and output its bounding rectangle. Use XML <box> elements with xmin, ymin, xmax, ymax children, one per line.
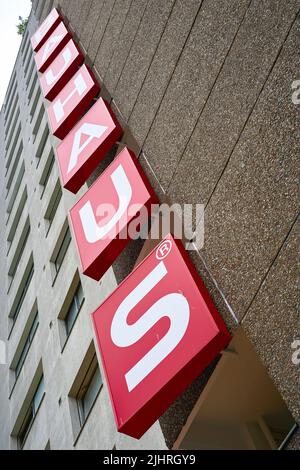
<box><xmin>44</xmin><ymin>181</ymin><xmax>62</xmax><ymax>236</ymax></box>
<box><xmin>14</xmin><ymin>313</ymin><xmax>39</xmax><ymax>381</ymax></box>
<box><xmin>64</xmin><ymin>283</ymin><xmax>84</xmax><ymax>338</ymax></box>
<box><xmin>76</xmin><ymin>356</ymin><xmax>102</xmax><ymax>428</ymax></box>
<box><xmin>17</xmin><ymin>376</ymin><xmax>45</xmax><ymax>449</ymax></box>
<box><xmin>10</xmin><ymin>261</ymin><xmax>34</xmax><ymax>326</ymax></box>
<box><xmin>53</xmin><ymin>228</ymin><xmax>71</xmax><ymax>276</ymax></box>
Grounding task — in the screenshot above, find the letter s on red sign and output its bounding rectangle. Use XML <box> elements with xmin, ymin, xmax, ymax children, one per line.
<box><xmin>111</xmin><ymin>260</ymin><xmax>190</xmax><ymax>392</ymax></box>
<box><xmin>92</xmin><ymin>233</ymin><xmax>231</xmax><ymax>439</ymax></box>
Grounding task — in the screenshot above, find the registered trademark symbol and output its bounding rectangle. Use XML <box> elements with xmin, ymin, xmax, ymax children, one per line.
<box><xmin>156</xmin><ymin>239</ymin><xmax>172</xmax><ymax>260</ymax></box>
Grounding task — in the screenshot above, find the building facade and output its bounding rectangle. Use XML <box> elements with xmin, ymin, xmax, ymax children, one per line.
<box><xmin>0</xmin><ymin>0</ymin><xmax>299</xmax><ymax>450</ymax></box>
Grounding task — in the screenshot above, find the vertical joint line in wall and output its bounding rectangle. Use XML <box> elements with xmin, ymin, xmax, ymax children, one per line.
<box><xmin>240</xmin><ymin>212</ymin><xmax>300</xmax><ymax>324</ymax></box>
<box><xmin>91</xmin><ymin>0</ymin><xmax>118</xmax><ymax>69</ymax></box>
<box><xmin>86</xmin><ymin>0</ymin><xmax>106</xmax><ymax>52</ymax></box>
<box><xmin>190</xmin><ymin>242</ymin><xmax>239</xmax><ymax>325</ymax></box>
<box><xmin>201</xmin><ymin>2</ymin><xmax>300</xmax><ymax>215</ymax></box>
<box><xmin>111</xmin><ymin>0</ymin><xmax>151</xmax><ymax>98</ymax></box>
<box><xmin>141</xmin><ymin>151</ymin><xmax>166</xmax><ymax>195</ymax></box>
<box><xmin>189</xmin><ymin>1</ymin><xmax>300</xmax><ymax>243</ymax></box>
<box><xmin>127</xmin><ymin>0</ymin><xmax>177</xmax><ymax>122</ymax></box>
<box><xmin>134</xmin><ymin>0</ymin><xmax>204</xmax><ymax>165</ymax></box>
<box><xmin>165</xmin><ymin>0</ymin><xmax>253</xmax><ymax>191</ymax></box>
<box><xmin>103</xmin><ymin>0</ymin><xmax>135</xmax><ymax>82</ymax></box>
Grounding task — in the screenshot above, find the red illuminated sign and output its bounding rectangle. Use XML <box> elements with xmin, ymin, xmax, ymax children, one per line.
<box><xmin>47</xmin><ymin>64</ymin><xmax>100</xmax><ymax>139</ymax></box>
<box><xmin>92</xmin><ymin>233</ymin><xmax>231</xmax><ymax>438</ymax></box>
<box><xmin>40</xmin><ymin>39</ymin><xmax>84</xmax><ymax>101</ymax></box>
<box><xmin>56</xmin><ymin>98</ymin><xmax>122</xmax><ymax>193</ymax></box>
<box><xmin>34</xmin><ymin>22</ymin><xmax>71</xmax><ymax>73</ymax></box>
<box><xmin>69</xmin><ymin>147</ymin><xmax>158</xmax><ymax>281</ymax></box>
<box><xmin>31</xmin><ymin>8</ymin><xmax>61</xmax><ymax>52</ymax></box>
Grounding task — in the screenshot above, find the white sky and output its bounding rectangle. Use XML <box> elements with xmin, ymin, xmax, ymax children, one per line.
<box><xmin>0</xmin><ymin>0</ymin><xmax>32</xmax><ymax>106</ymax></box>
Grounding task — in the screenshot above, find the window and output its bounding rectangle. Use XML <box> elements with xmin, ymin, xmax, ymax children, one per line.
<box><xmin>6</xmin><ymin>128</ymin><xmax>22</xmax><ymax>184</ymax></box>
<box><xmin>21</xmin><ymin>33</ymin><xmax>31</xmax><ymax>63</ymax></box>
<box><xmin>36</xmin><ymin>126</ymin><xmax>49</xmax><ymax>168</ymax></box>
<box><xmin>18</xmin><ymin>376</ymin><xmax>45</xmax><ymax>449</ymax></box>
<box><xmin>5</xmin><ymin>104</ymin><xmax>20</xmax><ymax>152</ymax></box>
<box><xmin>30</xmin><ymin>87</ymin><xmax>41</xmax><ymax>122</ymax></box>
<box><xmin>28</xmin><ymin>72</ymin><xmax>38</xmax><ymax>102</ymax></box>
<box><xmin>4</xmin><ymin>73</ymin><xmax>17</xmax><ymax>122</ymax></box>
<box><xmin>24</xmin><ymin>48</ymin><xmax>33</xmax><ymax>78</ymax></box>
<box><xmin>9</xmin><ymin>259</ymin><xmax>34</xmax><ymax>326</ymax></box>
<box><xmin>15</xmin><ymin>313</ymin><xmax>39</xmax><ymax>380</ymax></box>
<box><xmin>7</xmin><ymin>186</ymin><xmax>27</xmax><ymax>254</ymax></box>
<box><xmin>8</xmin><ymin>219</ymin><xmax>30</xmax><ymax>292</ymax></box>
<box><xmin>26</xmin><ymin>59</ymin><xmax>35</xmax><ymax>88</ymax></box>
<box><xmin>5</xmin><ymin>98</ymin><xmax>19</xmax><ymax>142</ymax></box>
<box><xmin>58</xmin><ymin>271</ymin><xmax>84</xmax><ymax>350</ymax></box>
<box><xmin>53</xmin><ymin>227</ymin><xmax>71</xmax><ymax>276</ymax></box>
<box><xmin>68</xmin><ymin>343</ymin><xmax>103</xmax><ymax>441</ymax></box>
<box><xmin>44</xmin><ymin>181</ymin><xmax>62</xmax><ymax>235</ymax></box>
<box><xmin>6</xmin><ymin>162</ymin><xmax>25</xmax><ymax>224</ymax></box>
<box><xmin>40</xmin><ymin>151</ymin><xmax>55</xmax><ymax>198</ymax></box>
<box><xmin>76</xmin><ymin>356</ymin><xmax>102</xmax><ymax>427</ymax></box>
<box><xmin>65</xmin><ymin>283</ymin><xmax>84</xmax><ymax>336</ymax></box>
<box><xmin>32</xmin><ymin>104</ymin><xmax>45</xmax><ymax>142</ymax></box>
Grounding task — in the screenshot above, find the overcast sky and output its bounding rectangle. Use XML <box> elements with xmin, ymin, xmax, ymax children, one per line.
<box><xmin>0</xmin><ymin>0</ymin><xmax>32</xmax><ymax>107</ymax></box>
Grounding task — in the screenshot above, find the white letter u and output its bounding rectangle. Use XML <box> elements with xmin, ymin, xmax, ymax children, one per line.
<box><xmin>79</xmin><ymin>164</ymin><xmax>132</xmax><ymax>243</ymax></box>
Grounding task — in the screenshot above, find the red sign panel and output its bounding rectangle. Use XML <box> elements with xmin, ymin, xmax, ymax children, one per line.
<box><xmin>69</xmin><ymin>147</ymin><xmax>158</xmax><ymax>281</ymax></box>
<box><xmin>56</xmin><ymin>98</ymin><xmax>122</xmax><ymax>193</ymax></box>
<box><xmin>40</xmin><ymin>39</ymin><xmax>84</xmax><ymax>101</ymax></box>
<box><xmin>47</xmin><ymin>64</ymin><xmax>100</xmax><ymax>139</ymax></box>
<box><xmin>34</xmin><ymin>22</ymin><xmax>71</xmax><ymax>73</ymax></box>
<box><xmin>31</xmin><ymin>8</ymin><xmax>61</xmax><ymax>52</ymax></box>
<box><xmin>92</xmin><ymin>234</ymin><xmax>231</xmax><ymax>438</ymax></box>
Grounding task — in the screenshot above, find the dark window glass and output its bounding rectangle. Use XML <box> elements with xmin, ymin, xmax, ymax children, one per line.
<box><xmin>18</xmin><ymin>376</ymin><xmax>45</xmax><ymax>448</ymax></box>
<box><xmin>15</xmin><ymin>313</ymin><xmax>39</xmax><ymax>379</ymax></box>
<box><xmin>65</xmin><ymin>284</ymin><xmax>84</xmax><ymax>336</ymax></box>
<box><xmin>54</xmin><ymin>229</ymin><xmax>71</xmax><ymax>274</ymax></box>
<box><xmin>46</xmin><ymin>186</ymin><xmax>62</xmax><ymax>235</ymax></box>
<box><xmin>77</xmin><ymin>357</ymin><xmax>102</xmax><ymax>427</ymax></box>
<box><xmin>12</xmin><ymin>264</ymin><xmax>34</xmax><ymax>324</ymax></box>
<box><xmin>41</xmin><ymin>154</ymin><xmax>54</xmax><ymax>198</ymax></box>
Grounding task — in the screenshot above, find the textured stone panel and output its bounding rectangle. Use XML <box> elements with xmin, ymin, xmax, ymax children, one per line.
<box><xmin>128</xmin><ymin>0</ymin><xmax>201</xmax><ymax>146</ymax></box>
<box><xmin>113</xmin><ymin>0</ymin><xmax>175</xmax><ymax>120</ymax></box>
<box><xmin>199</xmin><ymin>16</ymin><xmax>300</xmax><ymax>318</ymax></box>
<box><xmin>93</xmin><ymin>0</ymin><xmax>132</xmax><ymax>78</ymax></box>
<box><xmin>242</xmin><ymin>217</ymin><xmax>300</xmax><ymax>421</ymax></box>
<box><xmin>142</xmin><ymin>0</ymin><xmax>250</xmax><ymax>191</ymax></box>
<box><xmin>79</xmin><ymin>0</ymin><xmax>105</xmax><ymax>52</ymax></box>
<box><xmin>87</xmin><ymin>0</ymin><xmax>117</xmax><ymax>64</ymax></box>
<box><xmin>68</xmin><ymin>0</ymin><xmax>93</xmax><ymax>35</ymax></box>
<box><xmin>168</xmin><ymin>0</ymin><xmax>300</xmax><ymax>209</ymax></box>
<box><xmin>104</xmin><ymin>0</ymin><xmax>148</xmax><ymax>96</ymax></box>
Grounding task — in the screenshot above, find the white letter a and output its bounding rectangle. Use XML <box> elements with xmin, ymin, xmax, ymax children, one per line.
<box><xmin>68</xmin><ymin>123</ymin><xmax>107</xmax><ymax>173</ymax></box>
